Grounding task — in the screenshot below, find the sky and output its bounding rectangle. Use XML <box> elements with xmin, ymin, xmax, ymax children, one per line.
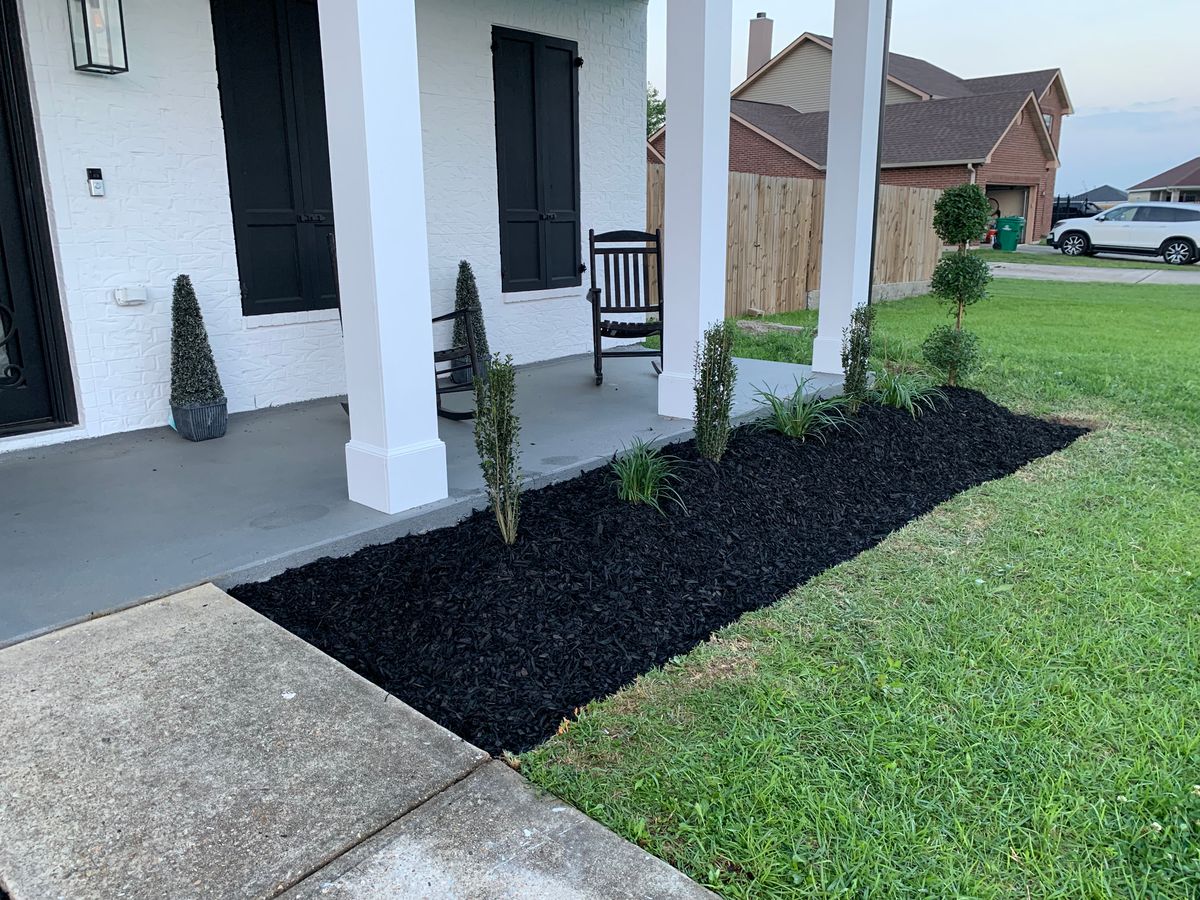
<box><xmin>645</xmin><ymin>1</ymin><xmax>1200</xmax><ymax>194</ymax></box>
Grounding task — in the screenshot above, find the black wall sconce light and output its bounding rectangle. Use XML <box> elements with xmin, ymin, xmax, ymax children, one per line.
<box><xmin>68</xmin><ymin>0</ymin><xmax>128</xmax><ymax>74</ymax></box>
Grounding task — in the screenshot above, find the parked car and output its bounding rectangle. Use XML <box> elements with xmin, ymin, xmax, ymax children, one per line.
<box><xmin>1050</xmin><ymin>196</ymin><xmax>1104</xmax><ymax>225</ymax></box>
<box><xmin>1047</xmin><ymin>202</ymin><xmax>1200</xmax><ymax>265</ymax></box>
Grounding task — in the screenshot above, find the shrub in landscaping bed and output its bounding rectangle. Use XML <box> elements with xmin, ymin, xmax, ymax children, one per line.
<box><xmin>693</xmin><ymin>321</ymin><xmax>737</xmax><ymax>461</ymax></box>
<box><xmin>232</xmin><ymin>389</ymin><xmax>1085</xmax><ymax>756</ymax></box>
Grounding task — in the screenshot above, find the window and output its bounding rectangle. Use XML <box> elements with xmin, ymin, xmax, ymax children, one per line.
<box><xmin>1043</xmin><ymin>112</ymin><xmax>1054</xmax><ymax>132</ymax></box>
<box><xmin>492</xmin><ymin>26</ymin><xmax>582</xmax><ymax>293</ymax></box>
<box><xmin>1104</xmin><ymin>206</ymin><xmax>1138</xmax><ymax>222</ymax></box>
<box><xmin>1134</xmin><ymin>207</ymin><xmax>1169</xmax><ymax>222</ymax></box>
<box><xmin>1181</xmin><ymin>193</ymin><xmax>1198</xmax><ymax>204</ymax></box>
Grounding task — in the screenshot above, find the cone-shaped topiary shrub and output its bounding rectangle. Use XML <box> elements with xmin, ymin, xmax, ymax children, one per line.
<box><xmin>170</xmin><ymin>274</ymin><xmax>227</xmax><ymax>440</ymax></box>
<box><xmin>923</xmin><ymin>183</ymin><xmax>992</xmax><ymax>385</ymax></box>
<box><xmin>451</xmin><ymin>261</ymin><xmax>489</xmax><ymax>384</ymax></box>
<box><xmin>170</xmin><ymin>275</ymin><xmax>224</xmax><ymax>407</ymax></box>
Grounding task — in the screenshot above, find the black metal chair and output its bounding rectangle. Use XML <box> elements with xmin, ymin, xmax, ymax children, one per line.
<box><xmin>328</xmin><ymin>233</ymin><xmax>485</xmax><ymax>420</ymax></box>
<box><xmin>586</xmin><ymin>228</ymin><xmax>663</xmax><ymax>386</ymax></box>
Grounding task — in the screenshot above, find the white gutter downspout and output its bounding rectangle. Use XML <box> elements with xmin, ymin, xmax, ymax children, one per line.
<box><xmin>967</xmin><ymin>162</ymin><xmax>977</xmax><ymax>184</ymax></box>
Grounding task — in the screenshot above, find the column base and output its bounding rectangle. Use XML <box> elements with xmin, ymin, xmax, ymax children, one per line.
<box><xmin>657</xmin><ymin>370</ymin><xmax>695</xmax><ymax>419</ymax></box>
<box><xmin>811</xmin><ymin>335</ymin><xmax>845</xmax><ymax>376</ymax></box>
<box><xmin>345</xmin><ymin>438</ymin><xmax>448</xmax><ymax>515</ymax></box>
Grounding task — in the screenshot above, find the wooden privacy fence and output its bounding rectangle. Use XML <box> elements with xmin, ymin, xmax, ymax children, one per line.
<box><xmin>646</xmin><ymin>164</ymin><xmax>943</xmax><ymax>317</ymax></box>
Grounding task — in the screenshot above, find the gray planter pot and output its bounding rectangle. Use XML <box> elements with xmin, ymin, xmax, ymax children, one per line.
<box><xmin>172</xmin><ymin>399</ymin><xmax>228</xmax><ymax>442</ymax></box>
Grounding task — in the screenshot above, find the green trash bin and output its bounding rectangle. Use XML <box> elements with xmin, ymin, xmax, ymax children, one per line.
<box><xmin>995</xmin><ymin>216</ymin><xmax>1025</xmax><ymax>252</ymax></box>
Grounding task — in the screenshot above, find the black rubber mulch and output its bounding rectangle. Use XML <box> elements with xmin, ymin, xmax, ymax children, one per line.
<box><xmin>232</xmin><ymin>388</ymin><xmax>1085</xmax><ymax>755</ymax></box>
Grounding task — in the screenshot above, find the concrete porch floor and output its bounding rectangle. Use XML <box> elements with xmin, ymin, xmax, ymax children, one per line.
<box><xmin>1</xmin><ymin>353</ymin><xmax>832</xmax><ymax>646</ymax></box>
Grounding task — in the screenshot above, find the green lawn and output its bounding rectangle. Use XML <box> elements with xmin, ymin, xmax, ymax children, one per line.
<box><xmin>522</xmin><ymin>279</ymin><xmax>1200</xmax><ymax>898</ymax></box>
<box><xmin>972</xmin><ymin>247</ymin><xmax>1180</xmax><ymax>272</ymax></box>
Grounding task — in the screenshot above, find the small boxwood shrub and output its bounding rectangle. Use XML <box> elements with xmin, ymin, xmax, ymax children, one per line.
<box><xmin>922</xmin><ymin>326</ymin><xmax>980</xmax><ymax>388</ymax></box>
<box><xmin>474</xmin><ymin>354</ymin><xmax>521</xmax><ymax>545</ymax></box>
<box><xmin>840</xmin><ymin>304</ymin><xmax>875</xmax><ymax>413</ymax></box>
<box><xmin>693</xmin><ymin>320</ymin><xmax>737</xmax><ymax>462</ymax></box>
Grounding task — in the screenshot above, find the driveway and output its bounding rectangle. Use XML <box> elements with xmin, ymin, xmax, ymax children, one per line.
<box><xmin>988</xmin><ymin>261</ymin><xmax>1200</xmax><ymax>285</ymax></box>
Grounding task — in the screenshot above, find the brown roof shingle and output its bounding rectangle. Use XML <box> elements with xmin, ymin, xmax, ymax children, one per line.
<box><xmin>732</xmin><ymin>91</ymin><xmax>1039</xmax><ymax>168</ymax></box>
<box><xmin>962</xmin><ymin>70</ymin><xmax>1059</xmax><ymax>98</ymax></box>
<box><xmin>1129</xmin><ymin>156</ymin><xmax>1200</xmax><ymax>191</ymax></box>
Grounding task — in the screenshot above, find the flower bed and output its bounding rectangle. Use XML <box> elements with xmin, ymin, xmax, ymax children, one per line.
<box><xmin>231</xmin><ymin>388</ymin><xmax>1085</xmax><ymax>755</ymax></box>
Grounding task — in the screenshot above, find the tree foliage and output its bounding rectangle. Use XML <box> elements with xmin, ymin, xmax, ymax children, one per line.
<box><xmin>169</xmin><ymin>274</ymin><xmax>225</xmax><ymax>407</ymax></box>
<box><xmin>922</xmin><ymin>325</ymin><xmax>980</xmax><ymax>387</ymax></box>
<box><xmin>930</xmin><ymin>252</ymin><xmax>992</xmax><ymax>325</ymax></box>
<box><xmin>647</xmin><ymin>83</ymin><xmax>666</xmax><ymax>137</ymax></box>
<box><xmin>933</xmin><ymin>183</ymin><xmax>993</xmax><ymax>247</ymax></box>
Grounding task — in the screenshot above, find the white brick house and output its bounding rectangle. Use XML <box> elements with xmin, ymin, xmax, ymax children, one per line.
<box><xmin>2</xmin><ymin>0</ymin><xmax>891</xmax><ymax>515</ymax></box>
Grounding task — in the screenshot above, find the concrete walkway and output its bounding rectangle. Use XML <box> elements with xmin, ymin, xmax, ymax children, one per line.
<box><xmin>988</xmin><ymin>260</ymin><xmax>1200</xmax><ymax>285</ymax></box>
<box><xmin>0</xmin><ymin>584</ymin><xmax>713</xmax><ymax>899</ymax></box>
<box><xmin>1</xmin><ymin>354</ymin><xmax>830</xmax><ymax>647</ymax></box>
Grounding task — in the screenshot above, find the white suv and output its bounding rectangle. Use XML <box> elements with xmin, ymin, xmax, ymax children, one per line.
<box><xmin>1048</xmin><ymin>202</ymin><xmax>1200</xmax><ymax>265</ymax></box>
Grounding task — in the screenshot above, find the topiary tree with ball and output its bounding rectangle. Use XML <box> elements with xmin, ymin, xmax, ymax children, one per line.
<box><xmin>922</xmin><ymin>183</ymin><xmax>992</xmax><ymax>385</ymax></box>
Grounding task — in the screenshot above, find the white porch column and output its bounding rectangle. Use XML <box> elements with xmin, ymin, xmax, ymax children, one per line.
<box><xmin>811</xmin><ymin>0</ymin><xmax>892</xmax><ymax>375</ymax></box>
<box><xmin>319</xmin><ymin>0</ymin><xmax>447</xmax><ymax>514</ymax></box>
<box><xmin>658</xmin><ymin>0</ymin><xmax>733</xmax><ymax>419</ymax></box>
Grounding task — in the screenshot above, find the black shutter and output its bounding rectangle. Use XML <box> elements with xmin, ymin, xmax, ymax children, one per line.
<box><xmin>211</xmin><ymin>0</ymin><xmax>336</xmax><ymax>316</ymax></box>
<box><xmin>493</xmin><ymin>27</ymin><xmax>581</xmax><ymax>293</ymax></box>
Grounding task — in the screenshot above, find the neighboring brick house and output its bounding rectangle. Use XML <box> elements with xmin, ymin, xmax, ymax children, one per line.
<box><xmin>649</xmin><ymin>27</ymin><xmax>1071</xmax><ymax>242</ymax></box>
<box><xmin>1128</xmin><ymin>156</ymin><xmax>1200</xmax><ymax>203</ymax></box>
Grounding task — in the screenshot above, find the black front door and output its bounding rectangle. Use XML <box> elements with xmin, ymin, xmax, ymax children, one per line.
<box><xmin>211</xmin><ymin>0</ymin><xmax>336</xmax><ymax>317</ymax></box>
<box><xmin>0</xmin><ymin>0</ymin><xmax>74</xmax><ymax>435</ymax></box>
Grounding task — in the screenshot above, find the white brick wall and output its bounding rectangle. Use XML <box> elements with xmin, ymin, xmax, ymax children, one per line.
<box><xmin>417</xmin><ymin>0</ymin><xmax>648</xmax><ymax>359</ymax></box>
<box><xmin>7</xmin><ymin>0</ymin><xmax>647</xmax><ymax>451</ymax></box>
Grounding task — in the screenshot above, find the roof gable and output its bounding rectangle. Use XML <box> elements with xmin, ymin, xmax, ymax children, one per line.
<box><xmin>731</xmin><ymin>91</ymin><xmax>1056</xmax><ymax>170</ymax></box>
<box><xmin>1130</xmin><ymin>156</ymin><xmax>1200</xmax><ymax>191</ymax></box>
<box><xmin>732</xmin><ymin>33</ymin><xmax>933</xmax><ymax>102</ymax></box>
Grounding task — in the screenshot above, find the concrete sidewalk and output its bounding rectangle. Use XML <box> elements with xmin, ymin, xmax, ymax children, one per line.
<box><xmin>988</xmin><ymin>260</ymin><xmax>1200</xmax><ymax>285</ymax></box>
<box><xmin>0</xmin><ymin>584</ymin><xmax>712</xmax><ymax>900</ymax></box>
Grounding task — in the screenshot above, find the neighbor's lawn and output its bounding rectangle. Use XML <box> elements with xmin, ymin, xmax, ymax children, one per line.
<box><xmin>522</xmin><ymin>279</ymin><xmax>1200</xmax><ymax>897</ymax></box>
<box><xmin>972</xmin><ymin>246</ymin><xmax>1180</xmax><ymax>272</ymax></box>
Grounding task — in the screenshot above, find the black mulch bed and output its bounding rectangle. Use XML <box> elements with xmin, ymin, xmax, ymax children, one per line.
<box><xmin>231</xmin><ymin>388</ymin><xmax>1086</xmax><ymax>755</ymax></box>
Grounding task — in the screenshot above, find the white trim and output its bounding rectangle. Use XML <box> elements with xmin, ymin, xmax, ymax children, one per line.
<box><xmin>242</xmin><ymin>308</ymin><xmax>342</xmax><ymax>330</ymax></box>
<box><xmin>501</xmin><ymin>287</ymin><xmax>586</xmax><ymax>305</ymax></box>
<box><xmin>646</xmin><ymin>140</ymin><xmax>665</xmax><ymax>164</ymax></box>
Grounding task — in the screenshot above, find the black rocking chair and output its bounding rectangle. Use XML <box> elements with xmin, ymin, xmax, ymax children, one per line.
<box><xmin>586</xmin><ymin>228</ymin><xmax>663</xmax><ymax>386</ymax></box>
<box><xmin>431</xmin><ymin>308</ymin><xmax>484</xmax><ymax>420</ymax></box>
<box><xmin>328</xmin><ymin>233</ymin><xmax>486</xmax><ymax>420</ymax></box>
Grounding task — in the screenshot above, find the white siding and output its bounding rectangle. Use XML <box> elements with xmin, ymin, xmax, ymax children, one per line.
<box><xmin>8</xmin><ymin>0</ymin><xmax>646</xmax><ymax>451</ymax></box>
<box><xmin>737</xmin><ymin>40</ymin><xmax>919</xmax><ymax>112</ymax></box>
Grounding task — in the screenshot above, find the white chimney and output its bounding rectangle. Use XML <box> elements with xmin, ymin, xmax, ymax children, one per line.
<box><xmin>747</xmin><ymin>12</ymin><xmax>773</xmax><ymax>78</ymax></box>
